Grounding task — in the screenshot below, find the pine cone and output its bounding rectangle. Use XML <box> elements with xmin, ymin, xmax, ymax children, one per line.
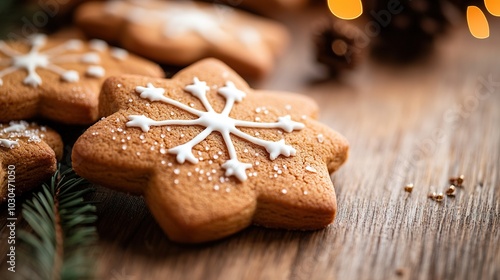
<box><xmin>369</xmin><ymin>0</ymin><xmax>451</xmax><ymax>62</ymax></box>
<box><xmin>315</xmin><ymin>18</ymin><xmax>365</xmax><ymax>77</ymax></box>
<box><xmin>448</xmin><ymin>0</ymin><xmax>484</xmax><ymax>12</ymax></box>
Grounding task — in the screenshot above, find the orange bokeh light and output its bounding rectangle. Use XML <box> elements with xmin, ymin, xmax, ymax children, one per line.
<box><xmin>484</xmin><ymin>0</ymin><xmax>500</xmax><ymax>17</ymax></box>
<box><xmin>467</xmin><ymin>6</ymin><xmax>490</xmax><ymax>39</ymax></box>
<box><xmin>327</xmin><ymin>0</ymin><xmax>363</xmax><ymax>20</ymax></box>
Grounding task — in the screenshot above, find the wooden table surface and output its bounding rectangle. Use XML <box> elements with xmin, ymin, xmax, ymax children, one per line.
<box><xmin>2</xmin><ymin>8</ymin><xmax>499</xmax><ymax>280</ymax></box>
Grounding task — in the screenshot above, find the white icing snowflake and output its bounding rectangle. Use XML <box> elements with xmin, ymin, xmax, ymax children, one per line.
<box><xmin>0</xmin><ymin>34</ymin><xmax>106</xmax><ymax>87</ymax></box>
<box><xmin>126</xmin><ymin>78</ymin><xmax>305</xmax><ymax>181</ymax></box>
<box><xmin>0</xmin><ymin>121</ymin><xmax>44</xmax><ymax>149</ymax></box>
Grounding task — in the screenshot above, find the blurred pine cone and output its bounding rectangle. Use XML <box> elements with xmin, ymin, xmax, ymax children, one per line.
<box><xmin>315</xmin><ymin>18</ymin><xmax>365</xmax><ymax>76</ymax></box>
<box><xmin>369</xmin><ymin>0</ymin><xmax>452</xmax><ymax>62</ymax></box>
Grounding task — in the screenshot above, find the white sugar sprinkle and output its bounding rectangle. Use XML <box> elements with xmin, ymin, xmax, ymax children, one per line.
<box><xmin>305</xmin><ymin>166</ymin><xmax>317</xmax><ymax>173</ymax></box>
<box><xmin>174</xmin><ymin>168</ymin><xmax>180</xmax><ymax>174</ymax></box>
<box><xmin>281</xmin><ymin>189</ymin><xmax>287</xmax><ymax>194</ymax></box>
<box><xmin>317</xmin><ymin>134</ymin><xmax>324</xmax><ymax>143</ymax></box>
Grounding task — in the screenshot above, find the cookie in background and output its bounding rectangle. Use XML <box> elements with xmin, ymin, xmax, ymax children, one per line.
<box><xmin>74</xmin><ymin>0</ymin><xmax>289</xmax><ymax>79</ymax></box>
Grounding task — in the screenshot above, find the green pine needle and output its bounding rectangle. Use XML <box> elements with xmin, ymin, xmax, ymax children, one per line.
<box><xmin>18</xmin><ymin>165</ymin><xmax>97</xmax><ymax>280</ymax></box>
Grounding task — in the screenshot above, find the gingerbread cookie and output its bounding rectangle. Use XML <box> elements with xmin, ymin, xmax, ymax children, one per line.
<box><xmin>1</xmin><ymin>121</ymin><xmax>63</xmax><ymax>203</ymax></box>
<box><xmin>72</xmin><ymin>59</ymin><xmax>348</xmax><ymax>243</ymax></box>
<box><xmin>208</xmin><ymin>0</ymin><xmax>309</xmax><ymax>16</ymax></box>
<box><xmin>0</xmin><ymin>33</ymin><xmax>163</xmax><ymax>124</ymax></box>
<box><xmin>74</xmin><ymin>0</ymin><xmax>289</xmax><ymax>78</ymax></box>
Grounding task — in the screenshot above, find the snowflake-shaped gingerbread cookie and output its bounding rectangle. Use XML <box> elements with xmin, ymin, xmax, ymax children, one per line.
<box><xmin>75</xmin><ymin>0</ymin><xmax>288</xmax><ymax>78</ymax></box>
<box><xmin>0</xmin><ymin>34</ymin><xmax>163</xmax><ymax>124</ymax></box>
<box><xmin>72</xmin><ymin>59</ymin><xmax>349</xmax><ymax>243</ymax></box>
<box><xmin>0</xmin><ymin>121</ymin><xmax>63</xmax><ymax>202</ymax></box>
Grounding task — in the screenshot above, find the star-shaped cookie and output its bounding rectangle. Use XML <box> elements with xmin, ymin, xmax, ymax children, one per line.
<box><xmin>1</xmin><ymin>121</ymin><xmax>63</xmax><ymax>202</ymax></box>
<box><xmin>0</xmin><ymin>34</ymin><xmax>163</xmax><ymax>124</ymax></box>
<box><xmin>72</xmin><ymin>59</ymin><xmax>348</xmax><ymax>243</ymax></box>
<box><xmin>74</xmin><ymin>0</ymin><xmax>289</xmax><ymax>78</ymax></box>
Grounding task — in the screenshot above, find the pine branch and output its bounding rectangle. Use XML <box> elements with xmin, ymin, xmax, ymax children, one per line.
<box><xmin>18</xmin><ymin>165</ymin><xmax>97</xmax><ymax>280</ymax></box>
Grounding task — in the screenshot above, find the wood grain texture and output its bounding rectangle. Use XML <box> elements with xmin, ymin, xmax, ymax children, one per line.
<box><xmin>1</xmin><ymin>8</ymin><xmax>499</xmax><ymax>280</ymax></box>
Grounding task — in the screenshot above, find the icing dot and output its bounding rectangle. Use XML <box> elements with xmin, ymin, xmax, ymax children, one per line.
<box><xmin>66</xmin><ymin>39</ymin><xmax>83</xmax><ymax>50</ymax></box>
<box><xmin>110</xmin><ymin>47</ymin><xmax>128</xmax><ymax>60</ymax></box>
<box><xmin>281</xmin><ymin>189</ymin><xmax>287</xmax><ymax>194</ymax></box>
<box><xmin>86</xmin><ymin>64</ymin><xmax>106</xmax><ymax>77</ymax></box>
<box><xmin>89</xmin><ymin>39</ymin><xmax>108</xmax><ymax>52</ymax></box>
<box><xmin>62</xmin><ymin>70</ymin><xmax>79</xmax><ymax>82</ymax></box>
<box><xmin>81</xmin><ymin>53</ymin><xmax>101</xmax><ymax>64</ymax></box>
